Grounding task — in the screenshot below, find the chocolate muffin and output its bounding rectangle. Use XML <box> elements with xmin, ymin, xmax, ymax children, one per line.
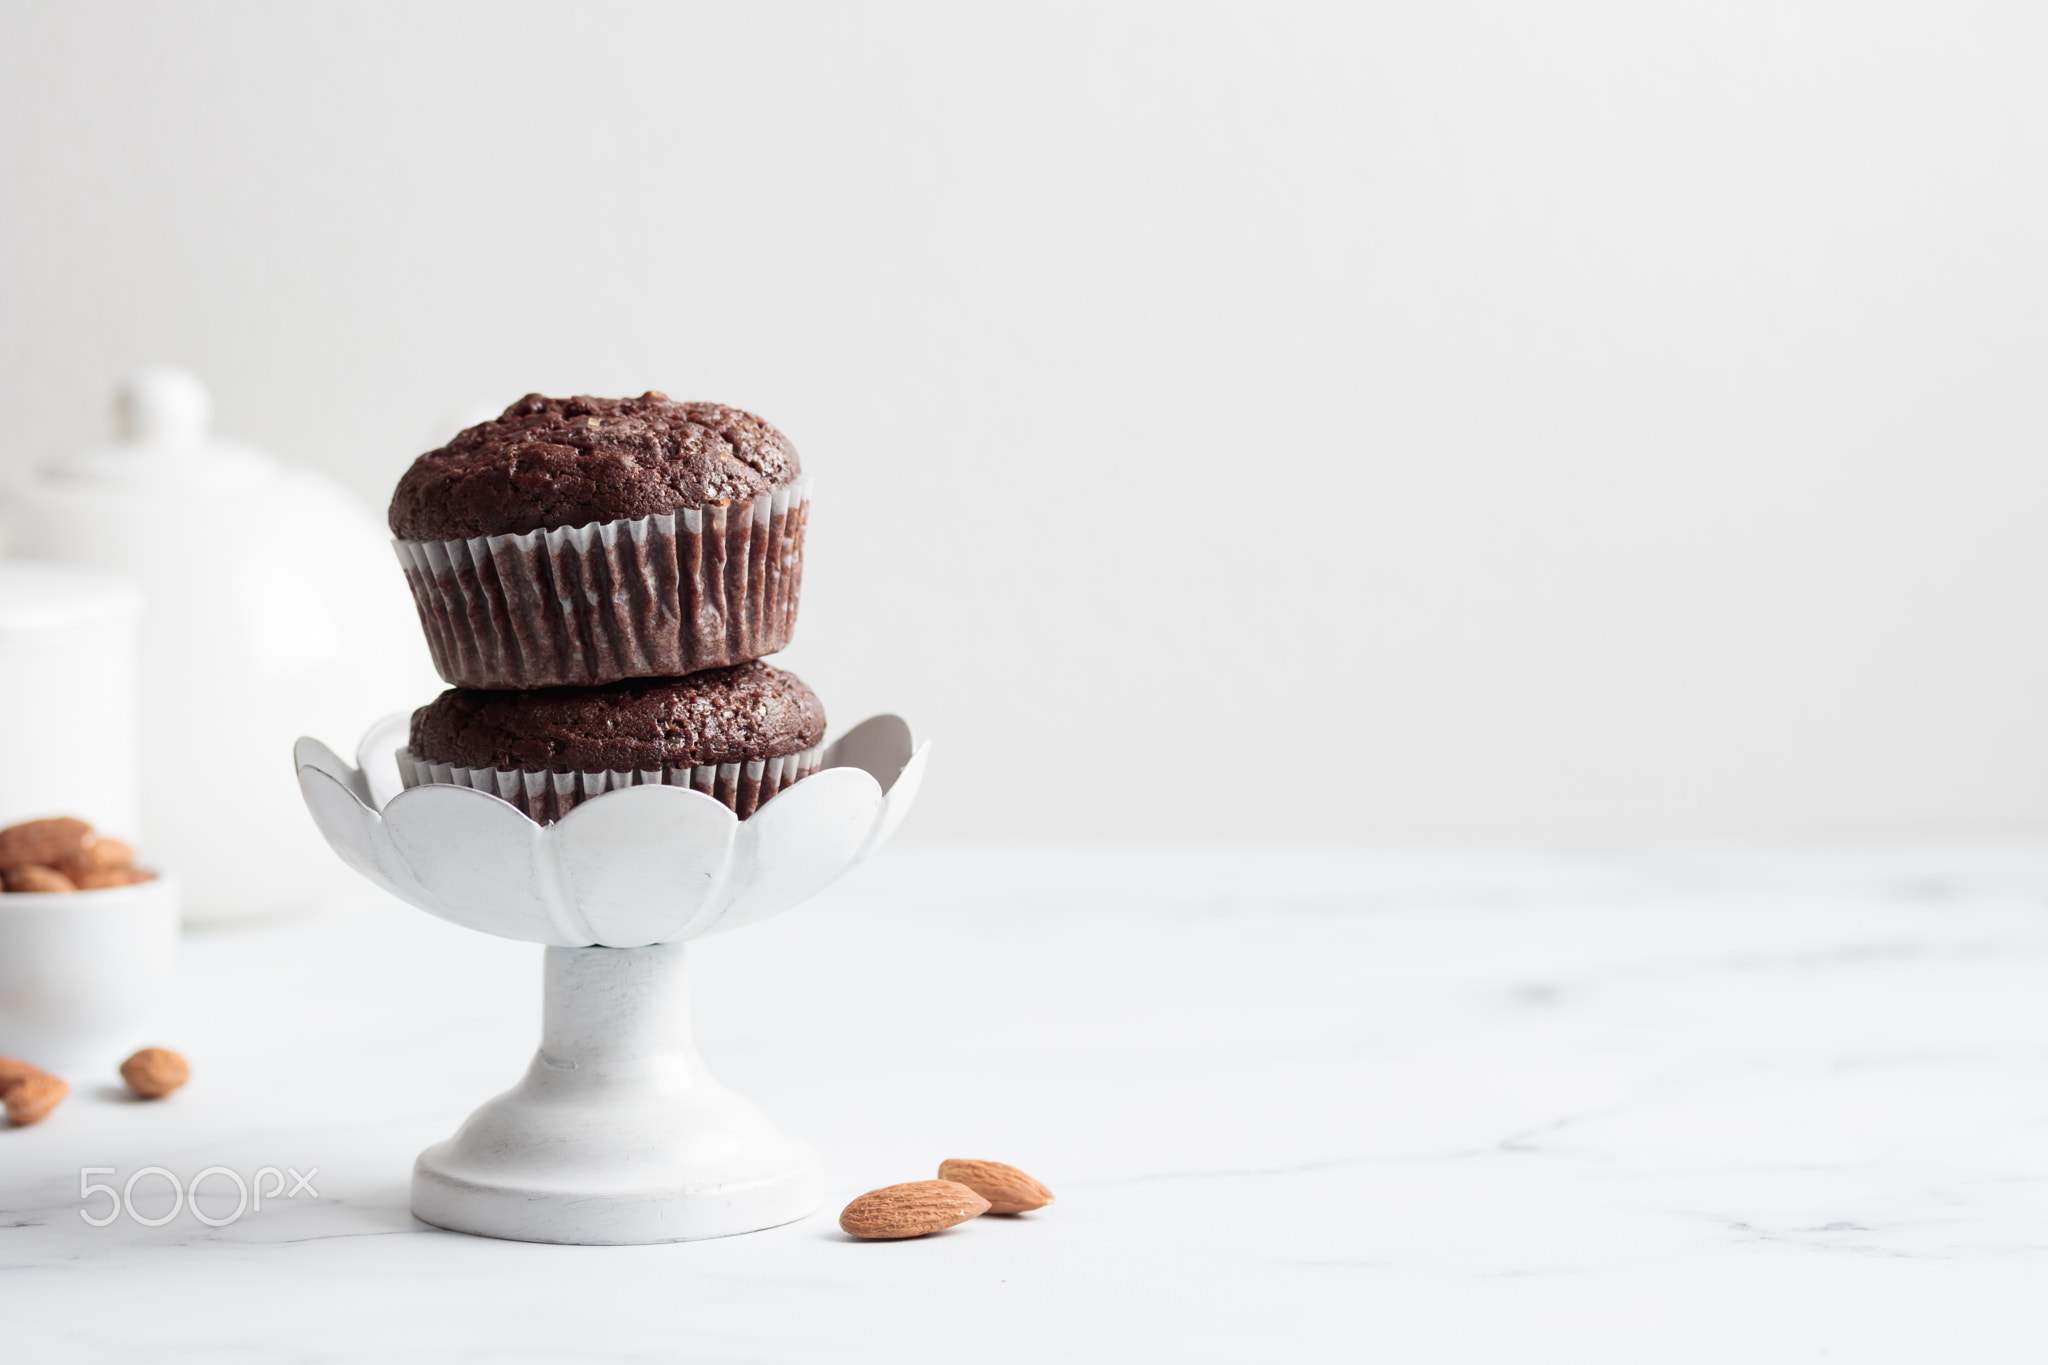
<box><xmin>398</xmin><ymin>662</ymin><xmax>828</xmax><ymax>823</ymax></box>
<box><xmin>390</xmin><ymin>393</ymin><xmax>810</xmax><ymax>690</ymax></box>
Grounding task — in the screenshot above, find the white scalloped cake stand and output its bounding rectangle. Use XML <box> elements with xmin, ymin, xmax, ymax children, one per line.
<box><xmin>295</xmin><ymin>713</ymin><xmax>927</xmax><ymax>1246</ymax></box>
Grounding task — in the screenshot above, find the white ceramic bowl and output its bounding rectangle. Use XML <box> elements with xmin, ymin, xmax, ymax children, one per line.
<box><xmin>0</xmin><ymin>874</ymin><xmax>179</xmax><ymax>1075</ymax></box>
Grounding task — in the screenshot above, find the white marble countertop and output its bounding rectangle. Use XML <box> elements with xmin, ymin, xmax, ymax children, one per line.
<box><xmin>6</xmin><ymin>843</ymin><xmax>2048</xmax><ymax>1362</ymax></box>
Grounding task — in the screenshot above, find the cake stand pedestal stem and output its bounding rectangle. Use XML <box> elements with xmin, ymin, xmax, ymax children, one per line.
<box><xmin>410</xmin><ymin>942</ymin><xmax>821</xmax><ymax>1245</ymax></box>
<box><xmin>541</xmin><ymin>942</ymin><xmax>695</xmax><ymax>1082</ymax></box>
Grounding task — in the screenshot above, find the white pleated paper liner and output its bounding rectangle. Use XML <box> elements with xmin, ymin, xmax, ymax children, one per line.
<box><xmin>395</xmin><ymin>744</ymin><xmax>826</xmax><ymax>825</ymax></box>
<box><xmin>394</xmin><ymin>477</ymin><xmax>810</xmax><ymax>690</ymax></box>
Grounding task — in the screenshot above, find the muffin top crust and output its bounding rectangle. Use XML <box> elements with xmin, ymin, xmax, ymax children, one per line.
<box><xmin>409</xmin><ymin>662</ymin><xmax>826</xmax><ymax>773</ymax></box>
<box><xmin>389</xmin><ymin>392</ymin><xmax>801</xmax><ymax>540</ymax></box>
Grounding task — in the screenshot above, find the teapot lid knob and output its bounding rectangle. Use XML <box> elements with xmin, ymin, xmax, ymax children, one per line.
<box><xmin>115</xmin><ymin>368</ymin><xmax>210</xmax><ymax>448</ymax></box>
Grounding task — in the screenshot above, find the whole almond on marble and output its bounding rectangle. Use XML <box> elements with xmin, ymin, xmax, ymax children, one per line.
<box><xmin>937</xmin><ymin>1159</ymin><xmax>1055</xmax><ymax>1214</ymax></box>
<box><xmin>119</xmin><ymin>1048</ymin><xmax>190</xmax><ymax>1100</ymax></box>
<box><xmin>0</xmin><ymin>817</ymin><xmax>94</xmax><ymax>871</ymax></box>
<box><xmin>0</xmin><ymin>1056</ymin><xmax>49</xmax><ymax>1092</ymax></box>
<box><xmin>3</xmin><ymin>1071</ymin><xmax>68</xmax><ymax>1125</ymax></box>
<box><xmin>839</xmin><ymin>1180</ymin><xmax>990</xmax><ymax>1239</ymax></box>
<box><xmin>2</xmin><ymin>864</ymin><xmax>77</xmax><ymax>893</ymax></box>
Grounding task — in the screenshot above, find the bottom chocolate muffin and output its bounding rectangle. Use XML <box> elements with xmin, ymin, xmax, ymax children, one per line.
<box><xmin>399</xmin><ymin>662</ymin><xmax>827</xmax><ymax>823</ymax></box>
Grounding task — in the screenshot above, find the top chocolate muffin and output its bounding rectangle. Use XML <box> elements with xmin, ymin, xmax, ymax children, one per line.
<box><xmin>390</xmin><ymin>392</ymin><xmax>802</xmax><ymax>541</ymax></box>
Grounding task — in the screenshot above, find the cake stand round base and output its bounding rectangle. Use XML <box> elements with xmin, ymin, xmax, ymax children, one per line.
<box><xmin>411</xmin><ymin>1145</ymin><xmax>821</xmax><ymax>1246</ymax></box>
<box><xmin>408</xmin><ymin>942</ymin><xmax>823</xmax><ymax>1246</ymax></box>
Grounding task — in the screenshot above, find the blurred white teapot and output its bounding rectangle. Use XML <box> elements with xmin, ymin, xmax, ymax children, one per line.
<box><xmin>3</xmin><ymin>368</ymin><xmax>436</xmax><ymax>922</ymax></box>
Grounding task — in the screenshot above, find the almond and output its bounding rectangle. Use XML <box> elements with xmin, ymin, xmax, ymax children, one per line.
<box><xmin>3</xmin><ymin>1070</ymin><xmax>67</xmax><ymax>1125</ymax></box>
<box><xmin>0</xmin><ymin>818</ymin><xmax>94</xmax><ymax>871</ymax></box>
<box><xmin>56</xmin><ymin>837</ymin><xmax>134</xmax><ymax>882</ymax></box>
<box><xmin>839</xmin><ymin>1180</ymin><xmax>990</xmax><ymax>1239</ymax></box>
<box><xmin>76</xmin><ymin>867</ymin><xmax>155</xmax><ymax>890</ymax></box>
<box><xmin>2</xmin><ymin>864</ymin><xmax>77</xmax><ymax>893</ymax></box>
<box><xmin>0</xmin><ymin>1056</ymin><xmax>50</xmax><ymax>1091</ymax></box>
<box><xmin>119</xmin><ymin>1047</ymin><xmax>190</xmax><ymax>1100</ymax></box>
<box><xmin>937</xmin><ymin>1158</ymin><xmax>1055</xmax><ymax>1214</ymax></box>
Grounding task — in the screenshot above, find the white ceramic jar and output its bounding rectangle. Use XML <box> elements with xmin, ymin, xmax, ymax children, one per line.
<box><xmin>2</xmin><ymin>369</ymin><xmax>437</xmax><ymax>922</ymax></box>
<box><xmin>0</xmin><ymin>562</ymin><xmax>145</xmax><ymax>835</ymax></box>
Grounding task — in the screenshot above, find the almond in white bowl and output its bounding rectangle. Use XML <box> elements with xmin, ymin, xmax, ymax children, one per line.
<box><xmin>0</xmin><ymin>818</ymin><xmax>157</xmax><ymax>896</ymax></box>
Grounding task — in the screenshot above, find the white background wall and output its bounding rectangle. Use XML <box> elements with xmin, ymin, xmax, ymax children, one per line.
<box><xmin>3</xmin><ymin>1</ymin><xmax>2044</xmax><ymax>841</ymax></box>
